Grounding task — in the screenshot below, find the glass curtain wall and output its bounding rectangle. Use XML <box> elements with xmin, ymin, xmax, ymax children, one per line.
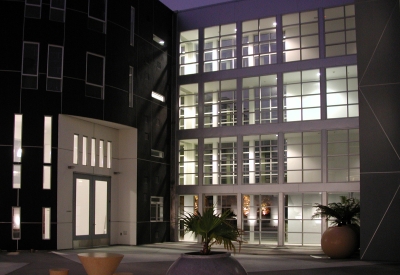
<box><xmin>179</xmin><ymin>139</ymin><xmax>198</xmax><ymax>186</ymax></box>
<box><xmin>242</xmin><ymin>16</ymin><xmax>277</xmax><ymax>67</ymax></box>
<box><xmin>326</xmin><ymin>65</ymin><xmax>358</xmax><ymax>118</ymax></box>
<box><xmin>204</xmin><ymin>137</ymin><xmax>237</xmax><ymax>185</ymax></box>
<box><xmin>243</xmin><ymin>135</ymin><xmax>278</xmax><ymax>184</ymax></box>
<box><xmin>179</xmin><ymin>84</ymin><xmax>198</xmax><ymax>129</ymax></box>
<box><xmin>179</xmin><ymin>29</ymin><xmax>199</xmax><ymax>75</ymax></box>
<box><xmin>204</xmin><ymin>79</ymin><xmax>237</xmax><ymax>127</ymax></box>
<box><xmin>285</xmin><ymin>193</ymin><xmax>321</xmax><ymax>245</ymax></box>
<box><xmin>242</xmin><ymin>194</ymin><xmax>278</xmax><ymax>244</ymax></box>
<box><xmin>242</xmin><ymin>75</ymin><xmax>278</xmax><ymax>125</ymax></box>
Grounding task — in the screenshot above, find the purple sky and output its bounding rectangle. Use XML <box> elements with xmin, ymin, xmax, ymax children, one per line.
<box><xmin>159</xmin><ymin>0</ymin><xmax>235</xmax><ymax>11</ymax></box>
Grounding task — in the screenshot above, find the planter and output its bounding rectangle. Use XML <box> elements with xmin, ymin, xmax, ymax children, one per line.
<box><xmin>166</xmin><ymin>252</ymin><xmax>248</xmax><ymax>275</ymax></box>
<box><xmin>321</xmin><ymin>226</ymin><xmax>358</xmax><ymax>259</ymax></box>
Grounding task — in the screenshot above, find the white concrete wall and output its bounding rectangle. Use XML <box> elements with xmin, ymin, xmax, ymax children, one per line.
<box><xmin>57</xmin><ymin>115</ymin><xmax>137</xmax><ymax>249</ymax></box>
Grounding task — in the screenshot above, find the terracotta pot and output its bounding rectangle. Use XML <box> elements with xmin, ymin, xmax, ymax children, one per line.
<box><xmin>166</xmin><ymin>252</ymin><xmax>248</xmax><ymax>275</ymax></box>
<box><xmin>321</xmin><ymin>226</ymin><xmax>358</xmax><ymax>259</ymax></box>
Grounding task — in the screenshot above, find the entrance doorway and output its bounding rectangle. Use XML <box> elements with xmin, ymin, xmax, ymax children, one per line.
<box><xmin>73</xmin><ymin>173</ymin><xmax>111</xmax><ymax>248</ymax></box>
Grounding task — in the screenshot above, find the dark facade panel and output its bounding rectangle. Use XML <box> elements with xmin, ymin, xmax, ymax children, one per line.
<box><xmin>356</xmin><ymin>0</ymin><xmax>400</xmax><ymax>261</ymax></box>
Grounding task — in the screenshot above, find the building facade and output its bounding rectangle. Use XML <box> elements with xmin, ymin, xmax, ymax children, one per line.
<box><xmin>0</xmin><ymin>0</ymin><xmax>175</xmax><ymax>250</ymax></box>
<box><xmin>173</xmin><ymin>0</ymin><xmax>400</xmax><ymax>261</ymax></box>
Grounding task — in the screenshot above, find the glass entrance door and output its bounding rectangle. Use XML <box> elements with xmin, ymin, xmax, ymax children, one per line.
<box><xmin>73</xmin><ymin>173</ymin><xmax>110</xmax><ymax>248</ymax></box>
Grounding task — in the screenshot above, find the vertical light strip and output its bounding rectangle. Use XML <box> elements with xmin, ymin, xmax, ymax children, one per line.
<box><xmin>130</xmin><ymin>6</ymin><xmax>135</xmax><ymax>46</ymax></box>
<box><xmin>13</xmin><ymin>114</ymin><xmax>23</xmax><ymax>162</ymax></box>
<box><xmin>82</xmin><ymin>136</ymin><xmax>87</xmax><ymax>165</ymax></box>
<box><xmin>73</xmin><ymin>134</ymin><xmax>78</xmax><ymax>164</ymax></box>
<box><xmin>42</xmin><ymin>207</ymin><xmax>51</xmax><ymax>240</ymax></box>
<box><xmin>43</xmin><ymin>166</ymin><xmax>51</xmax><ymax>189</ymax></box>
<box><xmin>12</xmin><ymin>207</ymin><xmax>21</xmax><ymax>240</ymax></box>
<box><xmin>107</xmin><ymin>141</ymin><xmax>112</xmax><ymax>168</ymax></box>
<box><xmin>129</xmin><ymin>66</ymin><xmax>134</xmax><ymax>108</ymax></box>
<box><xmin>91</xmin><ymin>138</ymin><xmax>96</xmax><ymax>167</ymax></box>
<box><xmin>13</xmin><ymin>164</ymin><xmax>21</xmax><ymax>189</ymax></box>
<box><xmin>44</xmin><ymin>117</ymin><xmax>52</xmax><ymax>163</ymax></box>
<box><xmin>99</xmin><ymin>140</ymin><xmax>104</xmax><ymax>168</ymax></box>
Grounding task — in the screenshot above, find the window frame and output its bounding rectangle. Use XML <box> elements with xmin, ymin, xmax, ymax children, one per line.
<box><xmin>85</xmin><ymin>52</ymin><xmax>105</xmax><ymax>99</ymax></box>
<box><xmin>21</xmin><ymin>42</ymin><xmax>40</xmax><ymax>89</ymax></box>
<box><xmin>47</xmin><ymin>45</ymin><xmax>64</xmax><ymax>92</ymax></box>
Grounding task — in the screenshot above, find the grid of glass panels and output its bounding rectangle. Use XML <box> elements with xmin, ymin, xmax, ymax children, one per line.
<box><xmin>282</xmin><ymin>10</ymin><xmax>319</xmax><ymax>62</ymax></box>
<box><xmin>204</xmin><ymin>137</ymin><xmax>237</xmax><ymax>185</ymax></box>
<box><xmin>204</xmin><ymin>195</ymin><xmax>237</xmax><ymax>216</ymax></box>
<box><xmin>178</xmin><ymin>195</ymin><xmax>199</xmax><ymax>241</ymax></box>
<box><xmin>242</xmin><ymin>75</ymin><xmax>278</xmax><ymax>125</ymax></box>
<box><xmin>179</xmin><ymin>29</ymin><xmax>199</xmax><ymax>75</ymax></box>
<box><xmin>327</xmin><ymin>129</ymin><xmax>360</xmax><ymax>182</ymax></box>
<box><xmin>204</xmin><ymin>79</ymin><xmax>237</xmax><ymax>127</ymax></box>
<box><xmin>179</xmin><ymin>84</ymin><xmax>198</xmax><ymax>129</ymax></box>
<box><xmin>283</xmin><ymin>69</ymin><xmax>321</xmax><ymax>121</ymax></box>
<box><xmin>242</xmin><ymin>17</ymin><xmax>277</xmax><ymax>67</ymax></box>
<box><xmin>242</xmin><ymin>194</ymin><xmax>278</xmax><ymax>244</ymax></box>
<box><xmin>204</xmin><ymin>23</ymin><xmax>237</xmax><ymax>72</ymax></box>
<box><xmin>179</xmin><ymin>139</ymin><xmax>198</xmax><ymax>186</ymax></box>
<box><xmin>326</xmin><ymin>65</ymin><xmax>358</xmax><ymax>118</ymax></box>
<box><xmin>285</xmin><ymin>193</ymin><xmax>321</xmax><ymax>245</ymax></box>
<box><xmin>243</xmin><ymin>135</ymin><xmax>278</xmax><ymax>184</ymax></box>
<box><xmin>284</xmin><ymin>132</ymin><xmax>321</xmax><ymax>183</ymax></box>
<box><xmin>324</xmin><ymin>5</ymin><xmax>356</xmax><ymax>57</ymax></box>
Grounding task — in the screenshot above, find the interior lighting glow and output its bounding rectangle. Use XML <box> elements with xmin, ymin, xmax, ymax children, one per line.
<box><xmin>152</xmin><ymin>91</ymin><xmax>165</xmax><ymax>102</ymax></box>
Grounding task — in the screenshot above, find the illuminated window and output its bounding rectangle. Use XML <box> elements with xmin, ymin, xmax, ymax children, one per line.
<box><xmin>150</xmin><ymin>197</ymin><xmax>163</xmax><ymax>222</ymax></box>
<box><xmin>179</xmin><ymin>84</ymin><xmax>198</xmax><ymax>129</ymax></box>
<box><xmin>179</xmin><ymin>140</ymin><xmax>198</xmax><ymax>185</ymax></box>
<box><xmin>179</xmin><ymin>29</ymin><xmax>199</xmax><ymax>75</ymax></box>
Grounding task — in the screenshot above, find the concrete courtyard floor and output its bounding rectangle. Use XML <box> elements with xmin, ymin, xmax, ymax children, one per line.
<box><xmin>0</xmin><ymin>242</ymin><xmax>399</xmax><ymax>275</ymax></box>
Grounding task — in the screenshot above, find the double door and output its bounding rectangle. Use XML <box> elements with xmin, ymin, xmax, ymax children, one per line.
<box><xmin>73</xmin><ymin>173</ymin><xmax>110</xmax><ymax>248</ymax></box>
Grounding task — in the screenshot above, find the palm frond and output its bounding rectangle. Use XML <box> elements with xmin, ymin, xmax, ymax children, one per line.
<box><xmin>312</xmin><ymin>196</ymin><xmax>360</xmax><ymax>226</ymax></box>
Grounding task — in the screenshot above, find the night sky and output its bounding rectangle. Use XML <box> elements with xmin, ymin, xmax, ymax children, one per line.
<box><xmin>159</xmin><ymin>0</ymin><xmax>235</xmax><ymax>11</ymax></box>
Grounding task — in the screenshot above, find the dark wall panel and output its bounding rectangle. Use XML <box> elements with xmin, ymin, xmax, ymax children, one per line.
<box><xmin>356</xmin><ymin>0</ymin><xmax>400</xmax><ymax>261</ymax></box>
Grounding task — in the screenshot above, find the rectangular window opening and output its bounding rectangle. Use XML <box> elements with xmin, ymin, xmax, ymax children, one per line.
<box><xmin>107</xmin><ymin>141</ymin><xmax>112</xmax><ymax>168</ymax></box>
<box><xmin>152</xmin><ymin>91</ymin><xmax>165</xmax><ymax>102</ymax></box>
<box><xmin>73</xmin><ymin>134</ymin><xmax>79</xmax><ymax>164</ymax></box>
<box><xmin>42</xmin><ymin>207</ymin><xmax>51</xmax><ymax>240</ymax></box>
<box><xmin>86</xmin><ymin>53</ymin><xmax>105</xmax><ymax>99</ymax></box>
<box><xmin>25</xmin><ymin>0</ymin><xmax>42</xmax><ymax>19</ymax></box>
<box><xmin>12</xmin><ymin>207</ymin><xmax>21</xmax><ymax>240</ymax></box>
<box><xmin>43</xmin><ymin>166</ymin><xmax>51</xmax><ymax>189</ymax></box>
<box><xmin>44</xmin><ymin>116</ymin><xmax>52</xmax><ymax>163</ymax></box>
<box><xmin>151</xmin><ymin>149</ymin><xmax>164</xmax><ymax>158</ymax></box>
<box><xmin>50</xmin><ymin>0</ymin><xmax>66</xmax><ymax>22</ymax></box>
<box><xmin>150</xmin><ymin>197</ymin><xmax>163</xmax><ymax>222</ymax></box>
<box><xmin>82</xmin><ymin>136</ymin><xmax>87</xmax><ymax>165</ymax></box>
<box><xmin>47</xmin><ymin>45</ymin><xmax>64</xmax><ymax>92</ymax></box>
<box><xmin>129</xmin><ymin>66</ymin><xmax>134</xmax><ymax>108</ymax></box>
<box><xmin>130</xmin><ymin>7</ymin><xmax>135</xmax><ymax>46</ymax></box>
<box><xmin>22</xmin><ymin>42</ymin><xmax>39</xmax><ymax>89</ymax></box>
<box><xmin>91</xmin><ymin>138</ymin><xmax>96</xmax><ymax>167</ymax></box>
<box><xmin>99</xmin><ymin>140</ymin><xmax>104</xmax><ymax>168</ymax></box>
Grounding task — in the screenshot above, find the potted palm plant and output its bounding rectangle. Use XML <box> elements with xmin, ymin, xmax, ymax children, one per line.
<box><xmin>312</xmin><ymin>196</ymin><xmax>360</xmax><ymax>259</ymax></box>
<box><xmin>166</xmin><ymin>207</ymin><xmax>247</xmax><ymax>275</ymax></box>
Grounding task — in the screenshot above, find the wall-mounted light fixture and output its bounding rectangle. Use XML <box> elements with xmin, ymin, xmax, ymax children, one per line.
<box><xmin>68</xmin><ymin>165</ymin><xmax>75</xmax><ymax>169</ymax></box>
<box><xmin>113</xmin><ymin>172</ymin><xmax>121</xmax><ymax>175</ymax></box>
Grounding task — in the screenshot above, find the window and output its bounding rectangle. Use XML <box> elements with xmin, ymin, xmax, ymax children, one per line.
<box><xmin>73</xmin><ymin>134</ymin><xmax>78</xmax><ymax>164</ymax></box>
<box><xmin>47</xmin><ymin>45</ymin><xmax>64</xmax><ymax>92</ymax></box>
<box><xmin>130</xmin><ymin>7</ymin><xmax>135</xmax><ymax>46</ymax></box>
<box><xmin>91</xmin><ymin>138</ymin><xmax>96</xmax><ymax>166</ymax></box>
<box><xmin>99</xmin><ymin>140</ymin><xmax>104</xmax><ymax>168</ymax></box>
<box><xmin>151</xmin><ymin>149</ymin><xmax>164</xmax><ymax>158</ymax></box>
<box><xmin>242</xmin><ymin>75</ymin><xmax>278</xmax><ymax>125</ymax></box>
<box><xmin>325</xmin><ymin>5</ymin><xmax>356</xmax><ymax>57</ymax></box>
<box><xmin>12</xmin><ymin>207</ymin><xmax>21</xmax><ymax>240</ymax></box>
<box><xmin>326</xmin><ymin>65</ymin><xmax>358</xmax><ymax>118</ymax></box>
<box><xmin>243</xmin><ymin>135</ymin><xmax>278</xmax><ymax>184</ymax></box>
<box><xmin>179</xmin><ymin>140</ymin><xmax>198</xmax><ymax>185</ymax></box>
<box><xmin>204</xmin><ymin>195</ymin><xmax>237</xmax><ymax>219</ymax></box>
<box><xmin>42</xmin><ymin>208</ymin><xmax>51</xmax><ymax>240</ymax></box>
<box><xmin>179</xmin><ymin>29</ymin><xmax>199</xmax><ymax>75</ymax></box>
<box><xmin>88</xmin><ymin>0</ymin><xmax>107</xmax><ymax>33</ymax></box>
<box><xmin>129</xmin><ymin>66</ymin><xmax>134</xmax><ymax>108</ymax></box>
<box><xmin>178</xmin><ymin>195</ymin><xmax>199</xmax><ymax>241</ymax></box>
<box><xmin>285</xmin><ymin>193</ymin><xmax>322</xmax><ymax>245</ymax></box>
<box><xmin>13</xmin><ymin>114</ymin><xmax>22</xmax><ymax>189</ymax></box>
<box><xmin>151</xmin><ymin>91</ymin><xmax>164</xmax><ymax>102</ymax></box>
<box><xmin>283</xmin><ymin>69</ymin><xmax>321</xmax><ymax>121</ymax></box>
<box><xmin>107</xmin><ymin>141</ymin><xmax>112</xmax><ymax>168</ymax></box>
<box><xmin>242</xmin><ymin>194</ymin><xmax>278</xmax><ymax>244</ymax></box>
<box><xmin>204</xmin><ymin>23</ymin><xmax>236</xmax><ymax>72</ymax></box>
<box><xmin>204</xmin><ymin>137</ymin><xmax>237</xmax><ymax>185</ymax></box>
<box><xmin>43</xmin><ymin>116</ymin><xmax>52</xmax><ymax>189</ymax></box>
<box><xmin>284</xmin><ymin>132</ymin><xmax>321</xmax><ymax>183</ymax></box>
<box><xmin>86</xmin><ymin>53</ymin><xmax>105</xmax><ymax>99</ymax></box>
<box><xmin>50</xmin><ymin>0</ymin><xmax>66</xmax><ymax>22</ymax></box>
<box><xmin>150</xmin><ymin>197</ymin><xmax>163</xmax><ymax>222</ymax></box>
<box><xmin>242</xmin><ymin>17</ymin><xmax>277</xmax><ymax>67</ymax></box>
<box><xmin>21</xmin><ymin>42</ymin><xmax>39</xmax><ymax>89</ymax></box>
<box><xmin>82</xmin><ymin>136</ymin><xmax>87</xmax><ymax>165</ymax></box>
<box><xmin>204</xmin><ymin>80</ymin><xmax>237</xmax><ymax>127</ymax></box>
<box><xmin>25</xmin><ymin>0</ymin><xmax>41</xmax><ymax>19</ymax></box>
<box><xmin>327</xmin><ymin>129</ymin><xmax>359</xmax><ymax>182</ymax></box>
<box><xmin>283</xmin><ymin>10</ymin><xmax>319</xmax><ymax>62</ymax></box>
<box><xmin>179</xmin><ymin>84</ymin><xmax>198</xmax><ymax>129</ymax></box>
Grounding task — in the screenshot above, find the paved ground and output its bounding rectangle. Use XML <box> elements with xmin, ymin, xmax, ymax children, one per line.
<box><xmin>0</xmin><ymin>242</ymin><xmax>399</xmax><ymax>275</ymax></box>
